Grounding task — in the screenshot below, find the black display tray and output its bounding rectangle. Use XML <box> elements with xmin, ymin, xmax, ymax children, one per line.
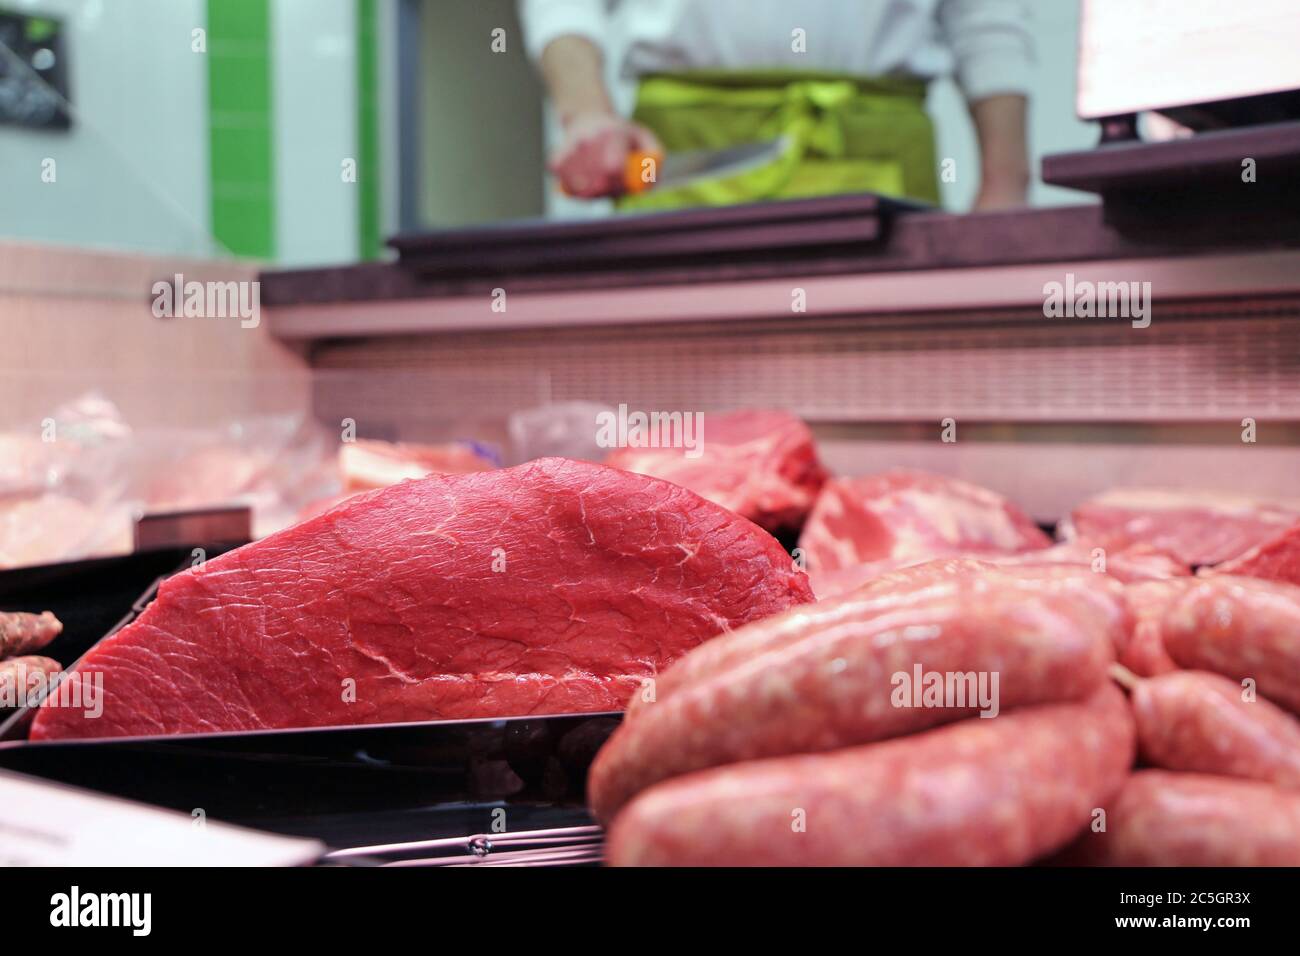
<box><xmin>0</xmin><ymin>712</ymin><xmax>615</xmax><ymax>860</ymax></box>
<box><xmin>0</xmin><ymin>549</ymin><xmax>615</xmax><ymax>863</ymax></box>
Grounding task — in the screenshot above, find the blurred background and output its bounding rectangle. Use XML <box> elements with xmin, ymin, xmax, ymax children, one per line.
<box><xmin>0</xmin><ymin>0</ymin><xmax>1094</xmax><ymax>265</ymax></box>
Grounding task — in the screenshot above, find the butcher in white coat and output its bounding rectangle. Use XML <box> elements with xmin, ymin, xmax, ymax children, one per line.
<box><xmin>519</xmin><ymin>0</ymin><xmax>1034</xmax><ymax>213</ymax></box>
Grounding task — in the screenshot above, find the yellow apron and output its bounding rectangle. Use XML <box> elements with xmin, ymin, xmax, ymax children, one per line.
<box><xmin>618</xmin><ymin>70</ymin><xmax>940</xmax><ymax>212</ymax></box>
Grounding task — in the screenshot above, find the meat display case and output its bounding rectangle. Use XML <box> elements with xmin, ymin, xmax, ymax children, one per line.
<box><xmin>5</xmin><ymin>172</ymin><xmax>1300</xmax><ymax>867</ymax></box>
<box><xmin>260</xmin><ymin>193</ymin><xmax>1300</xmax><ymax>526</ymax></box>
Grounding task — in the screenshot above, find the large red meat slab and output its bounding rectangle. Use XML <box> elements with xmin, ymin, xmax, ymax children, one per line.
<box><xmin>797</xmin><ymin>470</ymin><xmax>1051</xmax><ymax>594</ymax></box>
<box><xmin>1065</xmin><ymin>489</ymin><xmax>1300</xmax><ymax>567</ymax></box>
<box><xmin>603</xmin><ymin>410</ymin><xmax>826</xmax><ymax>533</ymax></box>
<box><xmin>31</xmin><ymin>458</ymin><xmax>811</xmax><ymax>740</ymax></box>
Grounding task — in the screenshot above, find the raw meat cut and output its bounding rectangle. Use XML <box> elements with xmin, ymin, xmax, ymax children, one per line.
<box><xmin>1118</xmin><ymin>580</ymin><xmax>1186</xmax><ymax>677</ymax></box>
<box><xmin>1007</xmin><ymin>541</ymin><xmax>1188</xmax><ymax>583</ymax></box>
<box><xmin>1209</xmin><ymin>521</ymin><xmax>1300</xmax><ymax>586</ymax></box>
<box><xmin>340</xmin><ymin>439</ymin><xmax>495</xmax><ymax>492</ymax></box>
<box><xmin>30</xmin><ymin>458</ymin><xmax>811</xmax><ymax>740</ymax></box>
<box><xmin>296</xmin><ymin>439</ymin><xmax>498</xmax><ymax>521</ymax></box>
<box><xmin>144</xmin><ymin>446</ymin><xmax>272</xmax><ymax>511</ymax></box>
<box><xmin>1067</xmin><ymin>771</ymin><xmax>1300</xmax><ymax>866</ymax></box>
<box><xmin>0</xmin><ymin>610</ymin><xmax>62</xmax><ymax>657</ymax></box>
<box><xmin>0</xmin><ymin>494</ymin><xmax>132</xmax><ymax>570</ymax></box>
<box><xmin>1160</xmin><ymin>575</ymin><xmax>1300</xmax><ymax>714</ymax></box>
<box><xmin>628</xmin><ymin>556</ymin><xmax>1130</xmax><ymax>718</ymax></box>
<box><xmin>1065</xmin><ymin>488</ymin><xmax>1300</xmax><ymax>566</ymax></box>
<box><xmin>796</xmin><ymin>470</ymin><xmax>1051</xmax><ymax>596</ymax></box>
<box><xmin>807</xmin><ymin>539</ymin><xmax>1187</xmax><ymax>600</ymax></box>
<box><xmin>606</xmin><ymin>684</ymin><xmax>1134</xmax><ymax>866</ymax></box>
<box><xmin>1129</xmin><ymin>670</ymin><xmax>1300</xmax><ymax>789</ymax></box>
<box><xmin>603</xmin><ymin>410</ymin><xmax>826</xmax><ymax>533</ymax></box>
<box><xmin>590</xmin><ymin>566</ymin><xmax>1119</xmax><ymax>822</ymax></box>
<box><xmin>0</xmin><ymin>656</ymin><xmax>62</xmax><ymax>701</ymax></box>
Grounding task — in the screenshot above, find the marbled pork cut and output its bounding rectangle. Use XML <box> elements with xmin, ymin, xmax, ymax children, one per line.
<box><xmin>807</xmin><ymin>539</ymin><xmax>1188</xmax><ymax>600</ymax></box>
<box><xmin>1065</xmin><ymin>488</ymin><xmax>1300</xmax><ymax>566</ymax></box>
<box><xmin>796</xmin><ymin>470</ymin><xmax>1051</xmax><ymax>591</ymax></box>
<box><xmin>603</xmin><ymin>410</ymin><xmax>826</xmax><ymax>533</ymax></box>
<box><xmin>340</xmin><ymin>438</ymin><xmax>495</xmax><ymax>491</ymax></box>
<box><xmin>30</xmin><ymin>458</ymin><xmax>812</xmax><ymax>740</ymax></box>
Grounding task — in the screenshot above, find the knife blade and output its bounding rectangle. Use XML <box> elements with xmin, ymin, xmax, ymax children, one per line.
<box><xmin>624</xmin><ymin>137</ymin><xmax>789</xmax><ymax>194</ymax></box>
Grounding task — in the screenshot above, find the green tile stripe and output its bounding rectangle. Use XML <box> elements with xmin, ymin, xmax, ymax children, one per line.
<box><xmin>356</xmin><ymin>0</ymin><xmax>382</xmax><ymax>260</ymax></box>
<box><xmin>207</xmin><ymin>0</ymin><xmax>274</xmax><ymax>259</ymax></box>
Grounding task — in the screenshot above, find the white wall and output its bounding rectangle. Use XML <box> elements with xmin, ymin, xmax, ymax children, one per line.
<box><xmin>0</xmin><ymin>0</ymin><xmax>214</xmax><ymax>256</ymax></box>
<box><xmin>0</xmin><ymin>0</ymin><xmax>372</xmax><ymax>264</ymax></box>
<box><xmin>272</xmin><ymin>0</ymin><xmax>359</xmax><ymax>265</ymax></box>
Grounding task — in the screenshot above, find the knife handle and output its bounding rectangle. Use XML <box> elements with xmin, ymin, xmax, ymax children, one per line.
<box><xmin>623</xmin><ymin>150</ymin><xmax>664</xmax><ymax>195</ymax></box>
<box><xmin>554</xmin><ymin>149</ymin><xmax>665</xmax><ymax>197</ymax></box>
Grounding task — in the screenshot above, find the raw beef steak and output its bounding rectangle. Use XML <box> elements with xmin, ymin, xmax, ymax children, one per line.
<box><xmin>1065</xmin><ymin>489</ymin><xmax>1300</xmax><ymax>567</ymax></box>
<box><xmin>1208</xmin><ymin>521</ymin><xmax>1300</xmax><ymax>586</ymax></box>
<box><xmin>603</xmin><ymin>410</ymin><xmax>826</xmax><ymax>533</ymax></box>
<box><xmin>797</xmin><ymin>470</ymin><xmax>1050</xmax><ymax>595</ymax></box>
<box><xmin>31</xmin><ymin>458</ymin><xmax>811</xmax><ymax>740</ymax></box>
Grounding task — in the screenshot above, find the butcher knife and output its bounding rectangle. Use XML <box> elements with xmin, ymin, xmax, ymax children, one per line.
<box><xmin>622</xmin><ymin>137</ymin><xmax>788</xmax><ymax>194</ymax></box>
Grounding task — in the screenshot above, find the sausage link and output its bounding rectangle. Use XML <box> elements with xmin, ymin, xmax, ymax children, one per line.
<box><xmin>623</xmin><ymin>567</ymin><xmax>970</xmax><ymax>717</ymax></box>
<box><xmin>591</xmin><ymin>578</ymin><xmax>1118</xmax><ymax>823</ymax></box>
<box><xmin>0</xmin><ymin>656</ymin><xmax>62</xmax><ymax>704</ymax></box>
<box><xmin>606</xmin><ymin>683</ymin><xmax>1134</xmax><ymax>866</ymax></box>
<box><xmin>1070</xmin><ymin>770</ymin><xmax>1300</xmax><ymax>866</ymax></box>
<box><xmin>627</xmin><ymin>558</ymin><xmax>1127</xmax><ymax>717</ymax></box>
<box><xmin>0</xmin><ymin>610</ymin><xmax>62</xmax><ymax>658</ymax></box>
<box><xmin>1117</xmin><ymin>580</ymin><xmax>1186</xmax><ymax>677</ymax></box>
<box><xmin>1132</xmin><ymin>670</ymin><xmax>1300</xmax><ymax>788</ymax></box>
<box><xmin>1161</xmin><ymin>575</ymin><xmax>1300</xmax><ymax>714</ymax></box>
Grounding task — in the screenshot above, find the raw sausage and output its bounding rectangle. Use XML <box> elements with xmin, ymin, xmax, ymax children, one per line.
<box><xmin>627</xmin><ymin>557</ymin><xmax>1127</xmax><ymax>716</ymax></box>
<box><xmin>0</xmin><ymin>655</ymin><xmax>62</xmax><ymax>704</ymax></box>
<box><xmin>0</xmin><ymin>610</ymin><xmax>62</xmax><ymax>658</ymax></box>
<box><xmin>591</xmin><ymin>576</ymin><xmax>1119</xmax><ymax>823</ymax></box>
<box><xmin>1118</xmin><ymin>580</ymin><xmax>1186</xmax><ymax>677</ymax></box>
<box><xmin>1160</xmin><ymin>575</ymin><xmax>1300</xmax><ymax>714</ymax></box>
<box><xmin>1131</xmin><ymin>670</ymin><xmax>1300</xmax><ymax>788</ymax></box>
<box><xmin>623</xmin><ymin>560</ymin><xmax>974</xmax><ymax>716</ymax></box>
<box><xmin>1070</xmin><ymin>770</ymin><xmax>1300</xmax><ymax>866</ymax></box>
<box><xmin>606</xmin><ymin>683</ymin><xmax>1134</xmax><ymax>866</ymax></box>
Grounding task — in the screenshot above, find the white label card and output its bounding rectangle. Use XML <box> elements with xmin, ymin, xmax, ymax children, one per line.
<box><xmin>0</xmin><ymin>770</ymin><xmax>323</xmax><ymax>866</ymax></box>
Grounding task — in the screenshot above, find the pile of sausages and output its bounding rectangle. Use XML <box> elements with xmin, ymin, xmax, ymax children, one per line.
<box><xmin>0</xmin><ymin>610</ymin><xmax>63</xmax><ymax>706</ymax></box>
<box><xmin>589</xmin><ymin>559</ymin><xmax>1300</xmax><ymax>866</ymax></box>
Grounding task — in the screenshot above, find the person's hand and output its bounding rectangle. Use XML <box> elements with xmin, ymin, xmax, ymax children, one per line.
<box><xmin>549</xmin><ymin>111</ymin><xmax>663</xmax><ymax>199</ymax></box>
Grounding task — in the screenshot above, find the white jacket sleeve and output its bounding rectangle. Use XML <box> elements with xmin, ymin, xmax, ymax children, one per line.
<box><xmin>518</xmin><ymin>0</ymin><xmax>609</xmax><ymax>61</ymax></box>
<box><xmin>936</xmin><ymin>0</ymin><xmax>1034</xmax><ymax>101</ymax></box>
